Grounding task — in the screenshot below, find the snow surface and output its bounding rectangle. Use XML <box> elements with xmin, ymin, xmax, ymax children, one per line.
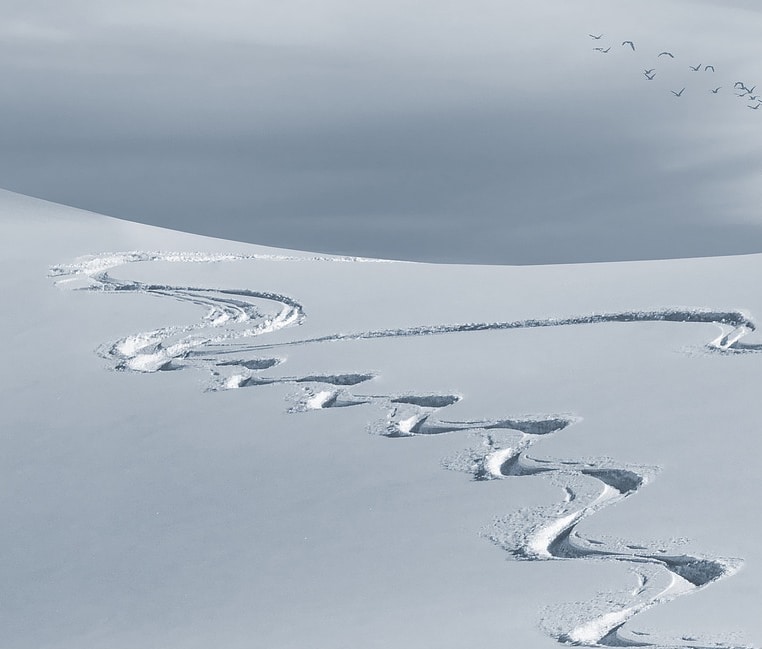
<box><xmin>2</xmin><ymin>188</ymin><xmax>762</xmax><ymax>648</ymax></box>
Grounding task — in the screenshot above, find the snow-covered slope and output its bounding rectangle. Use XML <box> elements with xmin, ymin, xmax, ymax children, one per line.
<box><xmin>2</xmin><ymin>188</ymin><xmax>761</xmax><ymax>648</ymax></box>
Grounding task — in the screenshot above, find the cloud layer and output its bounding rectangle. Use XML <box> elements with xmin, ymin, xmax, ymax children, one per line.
<box><xmin>2</xmin><ymin>0</ymin><xmax>762</xmax><ymax>263</ymax></box>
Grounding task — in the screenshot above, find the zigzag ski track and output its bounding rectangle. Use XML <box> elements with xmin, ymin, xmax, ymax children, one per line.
<box><xmin>50</xmin><ymin>251</ymin><xmax>760</xmax><ymax>649</ymax></box>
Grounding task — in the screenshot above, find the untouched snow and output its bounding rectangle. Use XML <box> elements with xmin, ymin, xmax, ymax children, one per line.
<box><xmin>2</xmin><ymin>188</ymin><xmax>762</xmax><ymax>648</ymax></box>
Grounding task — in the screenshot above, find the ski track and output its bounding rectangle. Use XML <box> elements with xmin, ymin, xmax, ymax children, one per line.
<box><xmin>50</xmin><ymin>251</ymin><xmax>760</xmax><ymax>649</ymax></box>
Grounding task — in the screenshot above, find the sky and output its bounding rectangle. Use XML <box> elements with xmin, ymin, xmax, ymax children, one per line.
<box><xmin>1</xmin><ymin>0</ymin><xmax>762</xmax><ymax>264</ymax></box>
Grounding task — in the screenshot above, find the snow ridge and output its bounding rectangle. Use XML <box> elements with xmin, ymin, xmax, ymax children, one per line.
<box><xmin>50</xmin><ymin>251</ymin><xmax>760</xmax><ymax>648</ymax></box>
<box><xmin>49</xmin><ymin>250</ymin><xmax>392</xmax><ymax>284</ymax></box>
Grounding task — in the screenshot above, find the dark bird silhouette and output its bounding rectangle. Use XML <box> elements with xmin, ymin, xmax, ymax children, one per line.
<box><xmin>737</xmin><ymin>83</ymin><xmax>755</xmax><ymax>94</ymax></box>
<box><xmin>671</xmin><ymin>88</ymin><xmax>685</xmax><ymax>97</ymax></box>
<box><xmin>689</xmin><ymin>63</ymin><xmax>702</xmax><ymax>71</ymax></box>
<box><xmin>644</xmin><ymin>68</ymin><xmax>655</xmax><ymax>75</ymax></box>
<box><xmin>645</xmin><ymin>72</ymin><xmax>656</xmax><ymax>80</ymax></box>
<box><xmin>748</xmin><ymin>103</ymin><xmax>760</xmax><ymax>110</ymax></box>
<box><xmin>704</xmin><ymin>65</ymin><xmax>715</xmax><ymax>72</ymax></box>
<box><xmin>589</xmin><ymin>34</ymin><xmax>603</xmax><ymax>39</ymax></box>
<box><xmin>710</xmin><ymin>87</ymin><xmax>721</xmax><ymax>93</ymax></box>
<box><xmin>734</xmin><ymin>81</ymin><xmax>747</xmax><ymax>89</ymax></box>
<box><xmin>748</xmin><ymin>95</ymin><xmax>759</xmax><ymax>101</ymax></box>
<box><xmin>622</xmin><ymin>40</ymin><xmax>635</xmax><ymax>50</ymax></box>
<box><xmin>594</xmin><ymin>46</ymin><xmax>611</xmax><ymax>53</ymax></box>
<box><xmin>658</xmin><ymin>51</ymin><xmax>675</xmax><ymax>58</ymax></box>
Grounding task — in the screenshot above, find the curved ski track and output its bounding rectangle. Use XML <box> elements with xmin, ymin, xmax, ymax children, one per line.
<box><xmin>51</xmin><ymin>251</ymin><xmax>761</xmax><ymax>648</ymax></box>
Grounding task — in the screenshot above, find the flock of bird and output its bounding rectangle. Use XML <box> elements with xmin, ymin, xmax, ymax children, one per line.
<box><xmin>588</xmin><ymin>34</ymin><xmax>761</xmax><ymax>111</ymax></box>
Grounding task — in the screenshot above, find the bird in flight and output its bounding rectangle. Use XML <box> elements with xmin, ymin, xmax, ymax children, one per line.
<box><xmin>622</xmin><ymin>40</ymin><xmax>635</xmax><ymax>50</ymax></box>
<box><xmin>734</xmin><ymin>82</ymin><xmax>756</xmax><ymax>94</ymax></box>
<box><xmin>594</xmin><ymin>46</ymin><xmax>611</xmax><ymax>53</ymax></box>
<box><xmin>671</xmin><ymin>88</ymin><xmax>685</xmax><ymax>97</ymax></box>
<box><xmin>704</xmin><ymin>65</ymin><xmax>715</xmax><ymax>72</ymax></box>
<box><xmin>645</xmin><ymin>72</ymin><xmax>656</xmax><ymax>80</ymax></box>
<box><xmin>658</xmin><ymin>51</ymin><xmax>675</xmax><ymax>58</ymax></box>
<box><xmin>589</xmin><ymin>33</ymin><xmax>603</xmax><ymax>39</ymax></box>
<box><xmin>644</xmin><ymin>68</ymin><xmax>655</xmax><ymax>75</ymax></box>
<box><xmin>689</xmin><ymin>63</ymin><xmax>702</xmax><ymax>71</ymax></box>
<box><xmin>710</xmin><ymin>87</ymin><xmax>721</xmax><ymax>93</ymax></box>
<box><xmin>748</xmin><ymin>103</ymin><xmax>760</xmax><ymax>110</ymax></box>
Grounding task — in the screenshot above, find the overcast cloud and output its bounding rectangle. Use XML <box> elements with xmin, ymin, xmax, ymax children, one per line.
<box><xmin>1</xmin><ymin>0</ymin><xmax>762</xmax><ymax>263</ymax></box>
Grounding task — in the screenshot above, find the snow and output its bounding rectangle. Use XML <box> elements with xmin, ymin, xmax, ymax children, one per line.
<box><xmin>1</xmin><ymin>188</ymin><xmax>761</xmax><ymax>648</ymax></box>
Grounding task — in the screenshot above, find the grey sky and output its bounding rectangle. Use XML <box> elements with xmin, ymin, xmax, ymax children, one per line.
<box><xmin>1</xmin><ymin>0</ymin><xmax>762</xmax><ymax>263</ymax></box>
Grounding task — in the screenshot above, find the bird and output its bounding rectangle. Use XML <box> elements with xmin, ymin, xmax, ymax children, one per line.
<box><xmin>710</xmin><ymin>87</ymin><xmax>721</xmax><ymax>93</ymax></box>
<box><xmin>645</xmin><ymin>72</ymin><xmax>656</xmax><ymax>80</ymax></box>
<box><xmin>689</xmin><ymin>63</ymin><xmax>701</xmax><ymax>71</ymax></box>
<box><xmin>748</xmin><ymin>95</ymin><xmax>759</xmax><ymax>101</ymax></box>
<box><xmin>589</xmin><ymin>33</ymin><xmax>604</xmax><ymax>39</ymax></box>
<box><xmin>658</xmin><ymin>51</ymin><xmax>675</xmax><ymax>58</ymax></box>
<box><xmin>671</xmin><ymin>88</ymin><xmax>685</xmax><ymax>97</ymax></box>
<box><xmin>644</xmin><ymin>68</ymin><xmax>655</xmax><ymax>74</ymax></box>
<box><xmin>594</xmin><ymin>46</ymin><xmax>611</xmax><ymax>53</ymax></box>
<box><xmin>748</xmin><ymin>104</ymin><xmax>760</xmax><ymax>110</ymax></box>
<box><xmin>704</xmin><ymin>65</ymin><xmax>715</xmax><ymax>72</ymax></box>
<box><xmin>734</xmin><ymin>81</ymin><xmax>747</xmax><ymax>89</ymax></box>
<box><xmin>622</xmin><ymin>40</ymin><xmax>635</xmax><ymax>50</ymax></box>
